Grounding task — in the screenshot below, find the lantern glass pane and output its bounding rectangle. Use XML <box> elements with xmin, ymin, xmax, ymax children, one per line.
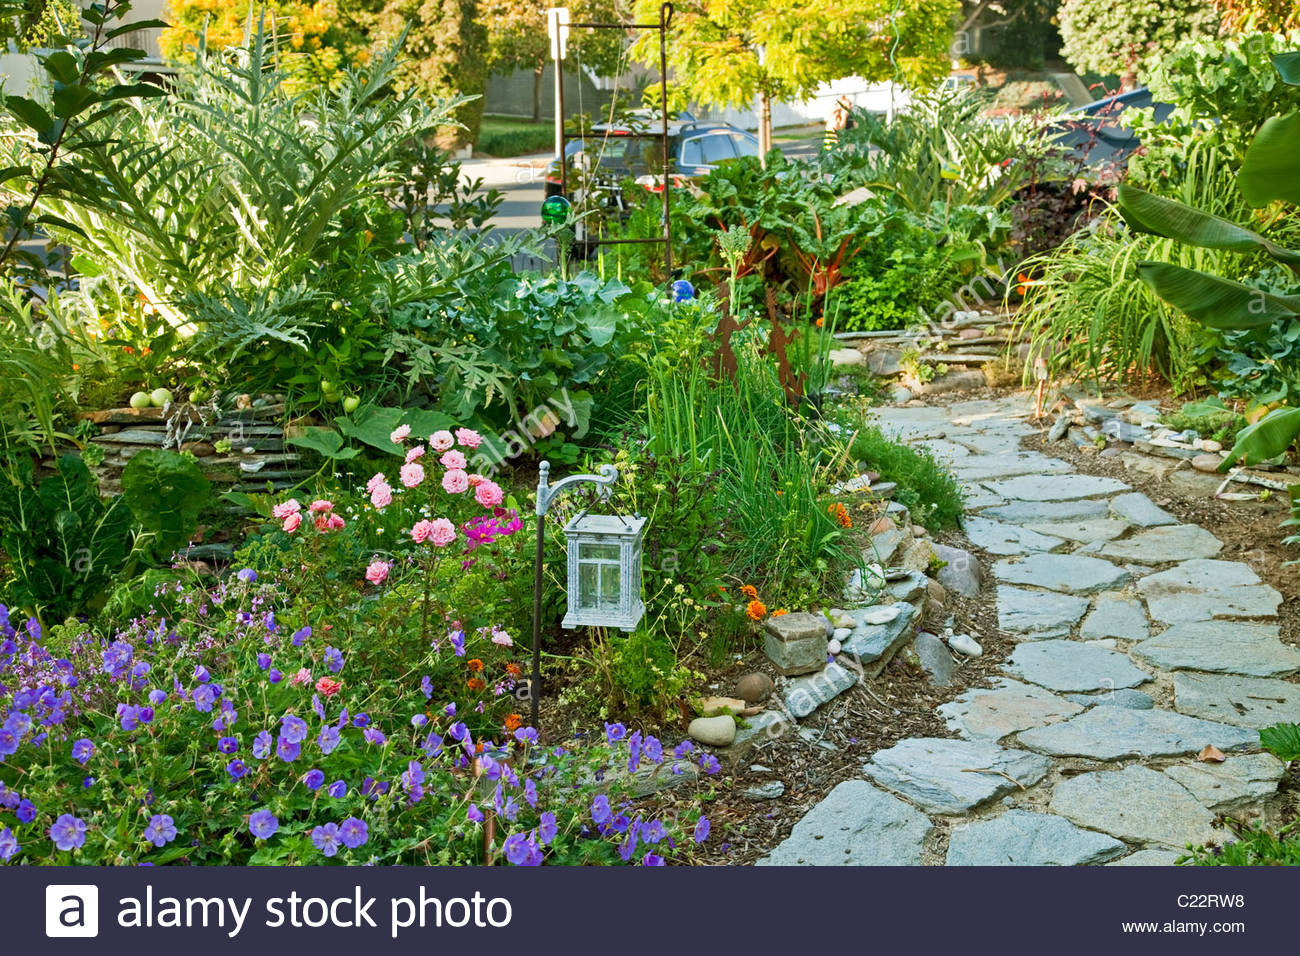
<box><xmin>576</xmin><ymin>541</ymin><xmax>622</xmax><ymax>613</ymax></box>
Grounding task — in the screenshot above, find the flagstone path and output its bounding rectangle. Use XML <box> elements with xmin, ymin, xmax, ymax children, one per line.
<box><xmin>759</xmin><ymin>394</ymin><xmax>1299</xmax><ymax>866</ymax></box>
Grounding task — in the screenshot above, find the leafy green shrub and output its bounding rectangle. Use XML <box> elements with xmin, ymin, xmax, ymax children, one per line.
<box><xmin>1160</xmin><ymin>399</ymin><xmax>1247</xmax><ymax>443</ymax></box>
<box><xmin>120</xmin><ymin>449</ymin><xmax>211</xmax><ymax>558</ymax></box>
<box><xmin>1057</xmin><ymin>0</ymin><xmax>1219</xmax><ymax>83</ymax></box>
<box><xmin>477</xmin><ymin>119</ymin><xmax>555</xmax><ymax>157</ymax></box>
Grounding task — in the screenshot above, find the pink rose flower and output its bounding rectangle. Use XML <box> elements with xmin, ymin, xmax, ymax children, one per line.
<box><xmin>439</xmin><ymin>449</ymin><xmax>467</xmax><ymax>470</ymax></box>
<box><xmin>430</xmin><ymin>430</ymin><xmax>454</xmax><ymax>452</ymax></box>
<box><xmin>290</xmin><ymin>667</ymin><xmax>312</xmax><ymax>687</ymax></box>
<box><xmin>283</xmin><ymin>512</ymin><xmax>302</xmax><ymax>533</ymax></box>
<box><xmin>455</xmin><ymin>427</ymin><xmax>483</xmax><ymax>449</ymax></box>
<box><xmin>442</xmin><ymin>469</ymin><xmax>469</xmax><ymax>494</ymax></box>
<box><xmin>315</xmin><ymin>676</ymin><xmax>341</xmax><ymax>697</ymax></box>
<box><xmin>429</xmin><ymin>518</ymin><xmax>456</xmax><ymax>547</ymax></box>
<box><xmin>370</xmin><ymin>482</ymin><xmax>393</xmax><ymax>508</ymax></box>
<box><xmin>308</xmin><ymin>499</ymin><xmax>333</xmax><ymax>513</ymax></box>
<box><xmin>327</xmin><ymin>513</ymin><xmax>345</xmax><ymax>531</ymax></box>
<box><xmin>467</xmin><ymin>473</ymin><xmax>484</xmax><ymax>486</ymax></box>
<box><xmin>474</xmin><ymin>480</ymin><xmax>504</xmax><ymax>508</ymax></box>
<box><xmin>366</xmin><ymin>472</ymin><xmax>386</xmax><ymax>494</ymax></box>
<box><xmin>404</xmin><ymin>444</ymin><xmax>425</xmax><ymax>464</ymax></box>
<box><xmin>400</xmin><ymin>462</ymin><xmax>425</xmax><ymax>488</ymax></box>
<box><xmin>364</xmin><ymin>559</ymin><xmax>391</xmax><ymax>585</ymax></box>
<box><xmin>390</xmin><ymin>424</ymin><xmax>411</xmax><ymax>443</ymax></box>
<box><xmin>411</xmin><ymin>520</ymin><xmax>435</xmax><ymax>544</ymax></box>
<box><xmin>272</xmin><ymin>499</ymin><xmax>301</xmax><ymax>519</ymax></box>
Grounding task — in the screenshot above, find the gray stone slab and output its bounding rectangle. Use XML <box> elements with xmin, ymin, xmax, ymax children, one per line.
<box><xmin>867</xmin><ymin>526</ymin><xmax>907</xmax><ymax>565</ymax></box>
<box><xmin>957</xmin><ymin>429</ymin><xmax>1033</xmax><ymax>456</ymax></box>
<box><xmin>1007</xmin><ymin>640</ymin><xmax>1151</xmax><ymax>693</ymax></box>
<box><xmin>1025</xmin><ymin>518</ymin><xmax>1131</xmax><ymax>543</ymax></box>
<box><xmin>982</xmin><ymin>498</ymin><xmax>1110</xmax><ymax>524</ymax></box>
<box><xmin>1133</xmin><ymin>622</ymin><xmax>1300</xmax><ymax>677</ymax></box>
<box><xmin>756</xmin><ymin>780</ymin><xmax>932</xmax><ymax>866</ymax></box>
<box><xmin>1172</xmin><ymin>672</ymin><xmax>1300</xmax><ymax>728</ymax></box>
<box><xmin>763</xmin><ymin>612</ymin><xmax>829</xmax><ymax>676</ymax></box>
<box><xmin>932</xmin><ymin>543</ymin><xmax>982</xmax><ymax>598</ymax></box>
<box><xmin>1136</xmin><ymin>559</ymin><xmax>1283</xmax><ymax>624</ymax></box>
<box><xmin>947</xmin><ymin>396</ymin><xmax>1036</xmax><ymax>423</ymax></box>
<box><xmin>1107</xmin><ymin>848</ymin><xmax>1184</xmax><ymax>866</ymax></box>
<box><xmin>1163</xmin><ymin>753</ymin><xmax>1287</xmax><ymax>811</ymax></box>
<box><xmin>913</xmin><ymin>631</ymin><xmax>956</xmax><ymax>687</ymax></box>
<box><xmin>938</xmin><ymin>678</ymin><xmax>1083</xmax><ymax>741</ymax></box>
<box><xmin>993</xmin><ymin>553</ymin><xmax>1130</xmax><ymax>594</ymax></box>
<box><xmin>783</xmin><ymin>662</ymin><xmax>858</xmax><ymax>719</ymax></box>
<box><xmin>1049</xmin><ymin>766</ymin><xmax>1221</xmax><ymax>848</ymax></box>
<box><xmin>965</xmin><ymin>516</ymin><xmax>1064</xmax><ymax>555</ymax></box>
<box><xmin>952</xmin><ymin>453</ymin><xmax>1075</xmax><ymax>481</ymax></box>
<box><xmin>997</xmin><ymin>585</ymin><xmax>1091</xmax><ymax>638</ymax></box>
<box><xmin>863</xmin><ymin>738</ymin><xmax>1052</xmax><ymax>814</ymax></box>
<box><xmin>983</xmin><ymin>474</ymin><xmax>1129</xmax><ymax>502</ymax></box>
<box><xmin>1016</xmin><ymin>705</ymin><xmax>1257</xmax><ymax>759</ymax></box>
<box><xmin>1109</xmin><ymin>492</ymin><xmax>1178</xmax><ymax>527</ymax></box>
<box><xmin>838</xmin><ymin>602</ymin><xmax>916</xmax><ymax>666</ymax></box>
<box><xmin>1085</xmin><ymin>525</ymin><xmax>1223</xmax><ymax>565</ymax></box>
<box><xmin>915</xmin><ymin>438</ymin><xmax>971</xmax><ymax>460</ymax></box>
<box><xmin>1066</xmin><ymin>689</ymin><xmax>1154</xmax><ymax>710</ymax></box>
<box><xmin>946</xmin><ymin>810</ymin><xmax>1126</xmax><ymax>866</ymax></box>
<box><xmin>1080</xmin><ymin>593</ymin><xmax>1150</xmax><ymax>641</ymax></box>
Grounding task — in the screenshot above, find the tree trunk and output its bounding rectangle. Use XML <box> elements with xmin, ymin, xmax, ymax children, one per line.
<box><xmin>533</xmin><ymin>64</ymin><xmax>544</xmax><ymax>123</ymax></box>
<box><xmin>759</xmin><ymin>92</ymin><xmax>772</xmax><ymax>168</ymax></box>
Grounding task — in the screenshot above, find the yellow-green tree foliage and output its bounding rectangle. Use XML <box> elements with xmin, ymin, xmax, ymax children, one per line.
<box><xmin>159</xmin><ymin>0</ymin><xmax>339</xmax><ymax>61</ymax></box>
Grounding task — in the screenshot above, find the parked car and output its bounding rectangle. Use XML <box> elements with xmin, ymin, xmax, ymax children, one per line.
<box><xmin>542</xmin><ymin>119</ymin><xmax>760</xmax><ymax>201</ymax></box>
<box><xmin>1052</xmin><ymin>87</ymin><xmax>1175</xmax><ymax>167</ymax></box>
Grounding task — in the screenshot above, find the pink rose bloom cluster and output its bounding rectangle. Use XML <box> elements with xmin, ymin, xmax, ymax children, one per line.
<box><xmin>364</xmin><ymin>558</ymin><xmax>391</xmax><ymax>585</ymax></box>
<box><xmin>400</xmin><ymin>462</ymin><xmax>425</xmax><ymax>489</ymax></box>
<box><xmin>273</xmin><ymin>497</ymin><xmax>344</xmax><ymax>533</ymax></box>
<box><xmin>441</xmin><ymin>469</ymin><xmax>469</xmax><ymax>494</ymax></box>
<box><xmin>411</xmin><ymin>518</ymin><xmax>456</xmax><ymax>547</ymax></box>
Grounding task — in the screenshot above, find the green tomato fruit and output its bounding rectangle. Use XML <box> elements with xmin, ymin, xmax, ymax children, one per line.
<box><xmin>190</xmin><ymin>388</ymin><xmax>207</xmax><ymax>404</ymax></box>
<box><xmin>341</xmin><ymin>396</ymin><xmax>360</xmax><ymax>413</ymax></box>
<box><xmin>319</xmin><ymin>380</ymin><xmax>333</xmax><ymax>393</ymax></box>
<box><xmin>129</xmin><ymin>391</ymin><xmax>152</xmax><ymax>410</ymax></box>
<box><xmin>150</xmin><ymin>387</ymin><xmax>174</xmax><ymax>407</ymax></box>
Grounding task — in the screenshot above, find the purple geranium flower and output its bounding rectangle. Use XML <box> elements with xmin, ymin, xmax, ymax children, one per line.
<box><xmin>142</xmin><ymin>814</ymin><xmax>177</xmax><ymax>848</ymax></box>
<box><xmin>591</xmin><ymin>794</ymin><xmax>612</xmax><ymax>827</ymax></box>
<box><xmin>218</xmin><ymin>736</ymin><xmax>238</xmax><ymax>754</ymax></box>
<box><xmin>327</xmin><ymin>780</ymin><xmax>347</xmax><ymax>799</ymax></box>
<box><xmin>538</xmin><ymin>812</ymin><xmax>558</xmax><ymax>846</ymax></box>
<box><xmin>318</xmin><ymin>726</ymin><xmax>340</xmax><ymax>755</ymax></box>
<box><xmin>71</xmin><ymin>738</ymin><xmax>93</xmax><ymax>765</ymax></box>
<box><xmin>268</xmin><ymin>668</ymin><xmax>283</xmax><ymax>684</ymax></box>
<box><xmin>280</xmin><ymin>714</ymin><xmax>308</xmax><ymax>744</ymax></box>
<box><xmin>16</xmin><ymin>799</ymin><xmax>36</xmax><ymax>823</ymax></box>
<box><xmin>249</xmin><ymin>809</ymin><xmax>278</xmax><ymax>840</ymax></box>
<box><xmin>227</xmin><ymin>759</ymin><xmax>248</xmax><ymax>780</ymax></box>
<box><xmin>311</xmin><ymin>823</ymin><xmax>342</xmax><ymax>857</ymax></box>
<box><xmin>338</xmin><ymin>818</ymin><xmax>368</xmax><ymax>849</ymax></box>
<box><xmin>291</xmin><ymin>626</ymin><xmax>311</xmax><ymax>646</ymax></box>
<box><xmin>237</xmin><ymin>568</ymin><xmax>257</xmax><ymax>583</ymax></box>
<box><xmin>303</xmin><ymin>769</ymin><xmax>325</xmax><ymax>790</ymax></box>
<box><xmin>49</xmin><ymin>814</ymin><xmax>87</xmax><ymax>851</ymax></box>
<box><xmin>252</xmin><ymin>730</ymin><xmax>273</xmax><ymax>760</ymax></box>
<box><xmin>363</xmin><ymin>727</ymin><xmax>386</xmax><ymax>747</ymax></box>
<box><xmin>604</xmin><ymin>721</ymin><xmax>626</xmax><ymax>744</ymax></box>
<box><xmin>694</xmin><ymin>817</ymin><xmax>710</xmax><ymax>843</ymax></box>
<box><xmin>276</xmin><ymin>736</ymin><xmax>301</xmax><ymax>763</ymax></box>
<box><xmin>0</xmin><ymin>827</ymin><xmax>17</xmax><ymax>861</ymax></box>
<box><xmin>323</xmin><ymin>647</ymin><xmax>343</xmax><ymax>673</ymax></box>
<box><xmin>467</xmin><ymin>804</ymin><xmax>484</xmax><ymax>823</ymax></box>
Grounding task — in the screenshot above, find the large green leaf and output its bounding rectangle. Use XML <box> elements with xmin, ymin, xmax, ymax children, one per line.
<box><xmin>1259</xmin><ymin>722</ymin><xmax>1300</xmax><ymax>762</ymax></box>
<box><xmin>335</xmin><ymin>405</ymin><xmax>405</xmax><ymax>455</ymax></box>
<box><xmin>286</xmin><ymin>427</ymin><xmax>360</xmax><ymax>461</ymax></box>
<box><xmin>1238</xmin><ymin>112</ymin><xmax>1300</xmax><ymax>208</ymax></box>
<box><xmin>1117</xmin><ymin>184</ymin><xmax>1300</xmax><ymax>265</ymax></box>
<box><xmin>1222</xmin><ymin>406</ymin><xmax>1300</xmax><ymax>468</ymax></box>
<box><xmin>1135</xmin><ymin>262</ymin><xmax>1300</xmax><ymax>329</ymax></box>
<box><xmin>1273</xmin><ymin>52</ymin><xmax>1300</xmax><ymax>86</ymax></box>
<box><xmin>121</xmin><ymin>449</ymin><xmax>212</xmax><ymax>554</ymax></box>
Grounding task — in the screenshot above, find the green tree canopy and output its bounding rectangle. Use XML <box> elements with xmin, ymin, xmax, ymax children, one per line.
<box><xmin>630</xmin><ymin>0</ymin><xmax>959</xmax><ymax>153</ymax></box>
<box><xmin>1058</xmin><ymin>0</ymin><xmax>1221</xmax><ymax>87</ymax></box>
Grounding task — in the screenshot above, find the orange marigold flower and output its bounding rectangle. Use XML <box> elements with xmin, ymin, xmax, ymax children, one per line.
<box><xmin>740</xmin><ymin>584</ymin><xmax>759</xmax><ymax>600</ymax></box>
<box><xmin>503</xmin><ymin>713</ymin><xmax>523</xmax><ymax>732</ymax></box>
<box><xmin>746</xmin><ymin>599</ymin><xmax>767</xmax><ymax>621</ymax></box>
<box><xmin>772</xmin><ymin>608</ymin><xmax>788</xmax><ymax>617</ymax></box>
<box><xmin>815</xmin><ymin>317</ymin><xmax>824</xmax><ymax>328</ymax></box>
<box><xmin>467</xmin><ymin>677</ymin><xmax>486</xmax><ymax>691</ymax></box>
<box><xmin>467</xmin><ymin>658</ymin><xmax>484</xmax><ymax>672</ymax></box>
<box><xmin>827</xmin><ymin>502</ymin><xmax>852</xmax><ymax>529</ymax></box>
<box><xmin>505</xmin><ymin>662</ymin><xmax>523</xmax><ymax>678</ymax></box>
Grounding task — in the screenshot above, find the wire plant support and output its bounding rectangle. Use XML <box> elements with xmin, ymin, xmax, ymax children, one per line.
<box><xmin>549</xmin><ymin>3</ymin><xmax>675</xmax><ymax>278</ymax></box>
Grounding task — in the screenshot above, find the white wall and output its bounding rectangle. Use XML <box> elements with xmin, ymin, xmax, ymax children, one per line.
<box><xmin>692</xmin><ymin>78</ymin><xmax>912</xmax><ymax>130</ymax></box>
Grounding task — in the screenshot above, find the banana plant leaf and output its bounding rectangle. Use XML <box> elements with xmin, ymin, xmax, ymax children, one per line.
<box><xmin>1117</xmin><ymin>184</ymin><xmax>1300</xmax><ymax>265</ymax></box>
<box><xmin>1238</xmin><ymin>112</ymin><xmax>1300</xmax><ymax>208</ymax></box>
<box><xmin>1222</xmin><ymin>406</ymin><xmax>1300</xmax><ymax>468</ymax></box>
<box><xmin>1135</xmin><ymin>262</ymin><xmax>1300</xmax><ymax>329</ymax></box>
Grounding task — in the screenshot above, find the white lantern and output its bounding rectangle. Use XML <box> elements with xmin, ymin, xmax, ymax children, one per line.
<box><xmin>561</xmin><ymin>513</ymin><xmax>646</xmax><ymax>632</ymax></box>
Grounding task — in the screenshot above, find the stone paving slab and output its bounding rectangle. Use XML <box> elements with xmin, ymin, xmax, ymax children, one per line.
<box><xmin>997</xmin><ymin>585</ymin><xmax>1090</xmax><ymax>638</ymax></box>
<box><xmin>783</xmin><ymin>662</ymin><xmax>858</xmax><ymax>719</ymax></box>
<box><xmin>1006</xmin><ymin>640</ymin><xmax>1151</xmax><ymax>692</ymax></box>
<box><xmin>952</xmin><ymin>453</ymin><xmax>1075</xmax><ymax>481</ymax></box>
<box><xmin>981</xmin><ymin>498</ymin><xmax>1111</xmax><ymax>524</ymax></box>
<box><xmin>965</xmin><ymin>516</ymin><xmax>1065</xmax><ymax>555</ymax></box>
<box><xmin>945</xmin><ymin>810</ymin><xmax>1126</xmax><ymax>866</ymax></box>
<box><xmin>1026</xmin><ymin>518</ymin><xmax>1131</xmax><ymax>543</ymax></box>
<box><xmin>1080</xmin><ymin>593</ymin><xmax>1149</xmax><ymax>641</ymax></box>
<box><xmin>1171</xmin><ymin>672</ymin><xmax>1300</xmax><ymax>728</ymax></box>
<box><xmin>756</xmin><ymin>780</ymin><xmax>932</xmax><ymax>866</ymax></box>
<box><xmin>982</xmin><ymin>474</ymin><xmax>1129</xmax><ymax>501</ymax></box>
<box><xmin>838</xmin><ymin>602</ymin><xmax>916</xmax><ymax>667</ymax></box>
<box><xmin>1137</xmin><ymin>559</ymin><xmax>1283</xmax><ymax>624</ymax></box>
<box><xmin>1066</xmin><ymin>689</ymin><xmax>1154</xmax><ymax>710</ymax></box>
<box><xmin>1108</xmin><ymin>492</ymin><xmax>1178</xmax><ymax>527</ymax></box>
<box><xmin>1083</xmin><ymin>525</ymin><xmax>1223</xmax><ymax>565</ymax></box>
<box><xmin>1133</xmin><ymin>621</ymin><xmax>1300</xmax><ymax>677</ymax></box>
<box><xmin>937</xmin><ymin>678</ymin><xmax>1083</xmax><ymax>741</ymax></box>
<box><xmin>993</xmin><ymin>553</ymin><xmax>1130</xmax><ymax>594</ymax></box>
<box><xmin>864</xmin><ymin>738</ymin><xmax>1052</xmax><ymax>815</ymax></box>
<box><xmin>1164</xmin><ymin>754</ymin><xmax>1287</xmax><ymax>811</ymax></box>
<box><xmin>1016</xmin><ymin>705</ymin><xmax>1257</xmax><ymax>759</ymax></box>
<box><xmin>1049</xmin><ymin>766</ymin><xmax>1222</xmax><ymax>848</ymax></box>
<box><xmin>1107</xmin><ymin>848</ymin><xmax>1184</xmax><ymax>866</ymax></box>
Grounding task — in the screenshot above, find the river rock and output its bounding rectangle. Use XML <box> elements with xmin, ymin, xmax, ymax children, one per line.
<box><xmin>931</xmin><ymin>543</ymin><xmax>982</xmax><ymax>597</ymax></box>
<box><xmin>687</xmin><ymin>715</ymin><xmax>736</xmax><ymax>747</ymax></box>
<box><xmin>735</xmin><ymin>672</ymin><xmax>775</xmax><ymax>704</ymax></box>
<box><xmin>699</xmin><ymin>696</ymin><xmax>748</xmax><ymax>717</ymax></box>
<box><xmin>742</xmin><ymin>780</ymin><xmax>787</xmax><ymax>801</ymax></box>
<box><xmin>1192</xmin><ymin>453</ymin><xmax>1222</xmax><ymax>473</ymax></box>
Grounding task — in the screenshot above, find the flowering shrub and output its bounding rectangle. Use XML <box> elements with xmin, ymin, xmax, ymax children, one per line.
<box><xmin>0</xmin><ymin>421</ymin><xmax>716</xmax><ymax>865</ymax></box>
